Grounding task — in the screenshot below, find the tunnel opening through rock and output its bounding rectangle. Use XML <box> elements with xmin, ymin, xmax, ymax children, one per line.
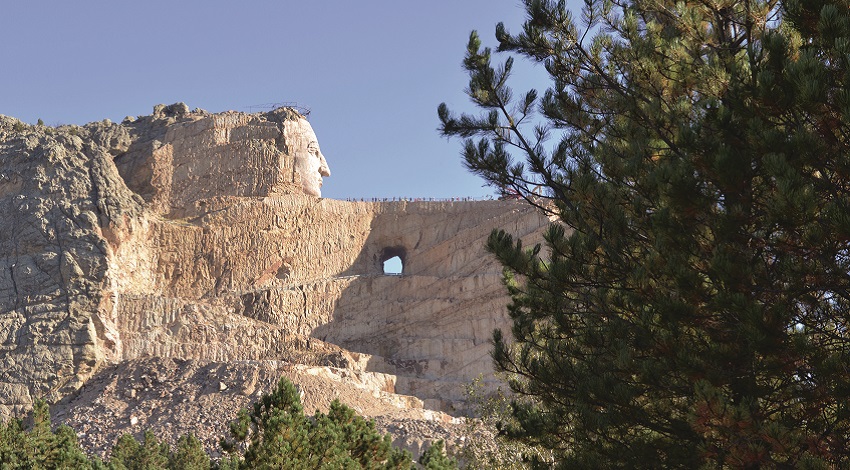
<box><xmin>380</xmin><ymin>247</ymin><xmax>406</xmax><ymax>275</ymax></box>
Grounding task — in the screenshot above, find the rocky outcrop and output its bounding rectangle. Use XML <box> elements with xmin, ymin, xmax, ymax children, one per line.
<box><xmin>0</xmin><ymin>105</ymin><xmax>551</xmax><ymax>455</ymax></box>
<box><xmin>0</xmin><ymin>116</ymin><xmax>142</xmax><ymax>416</ymax></box>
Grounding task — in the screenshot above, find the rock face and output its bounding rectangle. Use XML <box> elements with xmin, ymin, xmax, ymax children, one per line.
<box><xmin>0</xmin><ymin>116</ymin><xmax>142</xmax><ymax>416</ymax></box>
<box><xmin>0</xmin><ymin>105</ymin><xmax>551</xmax><ymax>454</ymax></box>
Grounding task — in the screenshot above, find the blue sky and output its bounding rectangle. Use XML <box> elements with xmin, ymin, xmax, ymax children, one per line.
<box><xmin>1</xmin><ymin>1</ymin><xmax>549</xmax><ymax>200</ymax></box>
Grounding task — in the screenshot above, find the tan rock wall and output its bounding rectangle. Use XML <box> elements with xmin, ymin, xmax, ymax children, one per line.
<box><xmin>108</xmin><ymin>196</ymin><xmax>549</xmax><ymax>408</ymax></box>
<box><xmin>319</xmin><ymin>201</ymin><xmax>550</xmax><ymax>407</ymax></box>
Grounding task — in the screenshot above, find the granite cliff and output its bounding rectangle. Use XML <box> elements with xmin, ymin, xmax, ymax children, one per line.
<box><xmin>0</xmin><ymin>104</ymin><xmax>551</xmax><ymax>455</ymax></box>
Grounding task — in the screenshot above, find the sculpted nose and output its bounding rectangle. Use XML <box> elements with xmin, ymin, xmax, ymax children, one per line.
<box><xmin>319</xmin><ymin>153</ymin><xmax>331</xmax><ymax>177</ymax></box>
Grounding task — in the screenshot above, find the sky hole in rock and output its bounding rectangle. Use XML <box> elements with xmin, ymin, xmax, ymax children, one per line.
<box><xmin>383</xmin><ymin>256</ymin><xmax>403</xmax><ymax>275</ymax></box>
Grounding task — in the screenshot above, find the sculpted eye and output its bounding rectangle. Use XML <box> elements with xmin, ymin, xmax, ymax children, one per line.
<box><xmin>307</xmin><ymin>142</ymin><xmax>319</xmax><ymax>154</ymax></box>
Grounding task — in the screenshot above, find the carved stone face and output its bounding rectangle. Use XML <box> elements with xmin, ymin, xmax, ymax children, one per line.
<box><xmin>286</xmin><ymin>118</ymin><xmax>331</xmax><ymax>197</ymax></box>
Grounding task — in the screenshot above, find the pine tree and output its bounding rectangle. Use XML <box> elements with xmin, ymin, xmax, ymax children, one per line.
<box><xmin>221</xmin><ymin>377</ymin><xmax>416</xmax><ymax>469</ymax></box>
<box><xmin>0</xmin><ymin>400</ymin><xmax>92</xmax><ymax>468</ymax></box>
<box><xmin>0</xmin><ymin>416</ymin><xmax>27</xmax><ymax>468</ymax></box>
<box><xmin>418</xmin><ymin>440</ymin><xmax>457</xmax><ymax>470</ymax></box>
<box><xmin>108</xmin><ymin>430</ymin><xmax>170</xmax><ymax>469</ymax></box>
<box><xmin>169</xmin><ymin>434</ymin><xmax>210</xmax><ymax>470</ymax></box>
<box><xmin>440</xmin><ymin>0</ymin><xmax>850</xmax><ymax>467</ymax></box>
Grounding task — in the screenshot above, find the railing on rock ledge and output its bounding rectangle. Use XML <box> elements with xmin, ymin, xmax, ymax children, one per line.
<box><xmin>245</xmin><ymin>102</ymin><xmax>312</xmax><ymax>117</ymax></box>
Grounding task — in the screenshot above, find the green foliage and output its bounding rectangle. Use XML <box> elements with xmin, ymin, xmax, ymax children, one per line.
<box><xmin>108</xmin><ymin>431</ymin><xmax>210</xmax><ymax>470</ymax></box>
<box><xmin>109</xmin><ymin>430</ymin><xmax>170</xmax><ymax>469</ymax></box>
<box><xmin>441</xmin><ymin>0</ymin><xmax>850</xmax><ymax>467</ymax></box>
<box><xmin>454</xmin><ymin>377</ymin><xmax>547</xmax><ymax>469</ymax></box>
<box><xmin>0</xmin><ymin>417</ymin><xmax>27</xmax><ymax>468</ymax></box>
<box><xmin>418</xmin><ymin>440</ymin><xmax>457</xmax><ymax>469</ymax></box>
<box><xmin>170</xmin><ymin>434</ymin><xmax>210</xmax><ymax>470</ymax></box>
<box><xmin>221</xmin><ymin>377</ymin><xmax>416</xmax><ymax>469</ymax></box>
<box><xmin>0</xmin><ymin>399</ymin><xmax>92</xmax><ymax>468</ymax></box>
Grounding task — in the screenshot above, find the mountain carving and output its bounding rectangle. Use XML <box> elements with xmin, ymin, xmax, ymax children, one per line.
<box><xmin>0</xmin><ymin>104</ymin><xmax>551</xmax><ymax>455</ymax></box>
